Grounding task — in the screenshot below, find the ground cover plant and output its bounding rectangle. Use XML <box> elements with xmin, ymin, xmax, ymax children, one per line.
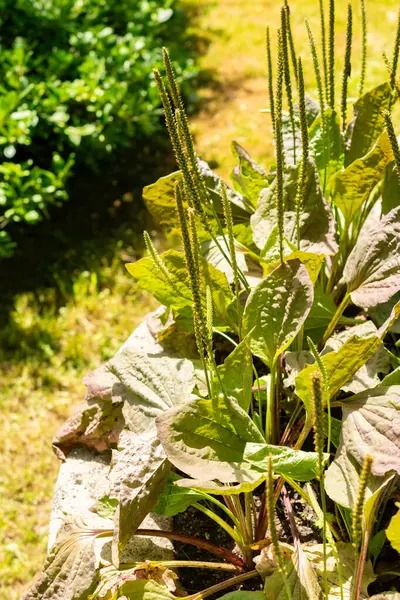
<box><xmin>0</xmin><ymin>0</ymin><xmax>196</xmax><ymax>257</ymax></box>
<box><xmin>23</xmin><ymin>1</ymin><xmax>400</xmax><ymax>599</ymax></box>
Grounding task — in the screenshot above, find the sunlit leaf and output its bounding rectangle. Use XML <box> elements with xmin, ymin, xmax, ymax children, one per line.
<box><xmin>157</xmin><ymin>396</ymin><xmax>322</xmax><ymax>483</ymax></box>
<box><xmin>152</xmin><ymin>473</ymin><xmax>206</xmax><ymax>517</ymax></box>
<box><xmin>231</xmin><ymin>141</ymin><xmax>271</xmax><ymax>206</ymax></box>
<box><xmin>331</xmin><ymin>133</ymin><xmax>393</xmax><ymax>224</ymax></box>
<box><xmin>346</xmin><ymin>82</ymin><xmax>393</xmax><ymax>165</ymax></box>
<box><xmin>309</xmin><ymin>108</ymin><xmax>344</xmax><ymax>185</ymax></box>
<box><xmin>263</xmin><ymin>544</ymin><xmax>322</xmax><ymax>600</ymax></box>
<box><xmin>243</xmin><ymin>259</ymin><xmax>313</xmax><ymax>366</ymax></box>
<box><xmin>215</xmin><ymin>335</ymin><xmax>253</xmax><ymax>411</ymax></box>
<box><xmin>386</xmin><ymin>503</ymin><xmax>400</xmax><ymax>554</ymax></box>
<box><xmin>143</xmin><ymin>171</ymin><xmax>182</xmax><ymax>232</ymax></box>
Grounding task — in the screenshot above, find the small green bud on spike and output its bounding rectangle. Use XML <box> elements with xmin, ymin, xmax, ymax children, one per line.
<box><xmin>311</xmin><ymin>373</ymin><xmax>325</xmax><ymax>475</ymax></box>
<box><xmin>359</xmin><ymin>0</ymin><xmax>367</xmax><ymax>96</ymax></box>
<box><xmin>306</xmin><ymin>20</ymin><xmax>326</xmax><ymax>118</ymax></box>
<box><xmin>221</xmin><ymin>183</ymin><xmax>240</xmax><ymax>295</ymax></box>
<box><xmin>383</xmin><ymin>110</ymin><xmax>400</xmax><ymax>185</ymax></box>
<box><xmin>319</xmin><ymin>0</ymin><xmax>329</xmax><ymax>102</ymax></box>
<box><xmin>328</xmin><ymin>0</ymin><xmax>335</xmax><ymax>109</ymax></box>
<box><xmin>143</xmin><ymin>230</ymin><xmax>172</xmax><ymax>283</ymax></box>
<box><xmin>391</xmin><ymin>7</ymin><xmax>400</xmax><ymax>90</ymax></box>
<box><xmin>266</xmin><ymin>27</ymin><xmax>276</xmax><ymax>135</ymax></box>
<box><xmin>276</xmin><ymin>28</ymin><xmax>286</xmax><ymax>264</ymax></box>
<box><xmin>351</xmin><ymin>455</ymin><xmax>373</xmax><ymax>550</ymax></box>
<box><xmin>281</xmin><ymin>6</ymin><xmax>297</xmax><ymax>163</ymax></box>
<box><xmin>295</xmin><ymin>57</ymin><xmax>309</xmax><ymax>249</ymax></box>
<box><xmin>341</xmin><ymin>3</ymin><xmax>353</xmax><ymax>132</ymax></box>
<box><xmin>284</xmin><ymin>1</ymin><xmax>298</xmax><ymax>85</ymax></box>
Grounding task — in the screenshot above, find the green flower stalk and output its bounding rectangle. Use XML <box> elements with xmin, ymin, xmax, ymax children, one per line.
<box><xmin>276</xmin><ymin>29</ymin><xmax>286</xmax><ymax>264</ymax></box>
<box><xmin>295</xmin><ymin>57</ymin><xmax>309</xmax><ymax>249</ymax></box>
<box><xmin>175</xmin><ymin>181</ymin><xmax>207</xmax><ymax>358</ymax></box>
<box><xmin>319</xmin><ymin>0</ymin><xmax>329</xmax><ymax>103</ymax></box>
<box><xmin>341</xmin><ymin>3</ymin><xmax>353</xmax><ymax>132</ymax></box>
<box><xmin>306</xmin><ymin>20</ymin><xmax>326</xmax><ymax>119</ymax></box>
<box><xmin>266</xmin><ymin>27</ymin><xmax>276</xmax><ymax>134</ymax></box>
<box><xmin>143</xmin><ymin>230</ymin><xmax>172</xmax><ymax>284</ymax></box>
<box><xmin>351</xmin><ymin>454</ymin><xmax>373</xmax><ymax>550</ymax></box>
<box><xmin>284</xmin><ymin>1</ymin><xmax>298</xmax><ymax>85</ymax></box>
<box><xmin>359</xmin><ymin>0</ymin><xmax>367</xmax><ymax>96</ymax></box>
<box><xmin>221</xmin><ymin>183</ymin><xmax>240</xmax><ymax>296</ymax></box>
<box><xmin>391</xmin><ymin>7</ymin><xmax>400</xmax><ymax>90</ymax></box>
<box><xmin>311</xmin><ymin>373</ymin><xmax>325</xmax><ymax>474</ymax></box>
<box><xmin>281</xmin><ymin>6</ymin><xmax>296</xmax><ymax>163</ymax></box>
<box><xmin>383</xmin><ymin>111</ymin><xmax>400</xmax><ymax>184</ymax></box>
<box><xmin>328</xmin><ymin>0</ymin><xmax>335</xmax><ymax>109</ymax></box>
<box><xmin>266</xmin><ymin>456</ymin><xmax>293</xmax><ymax>600</ymax></box>
<box><xmin>205</xmin><ymin>285</ymin><xmax>214</xmax><ymax>362</ymax></box>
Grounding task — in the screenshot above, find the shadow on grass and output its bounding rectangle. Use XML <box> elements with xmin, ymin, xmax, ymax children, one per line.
<box><xmin>0</xmin><ymin>2</ymin><xmax>220</xmax><ymax>333</ymax></box>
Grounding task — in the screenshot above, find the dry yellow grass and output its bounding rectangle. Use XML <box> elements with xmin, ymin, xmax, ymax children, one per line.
<box><xmin>187</xmin><ymin>0</ymin><xmax>400</xmax><ymax>177</ymax></box>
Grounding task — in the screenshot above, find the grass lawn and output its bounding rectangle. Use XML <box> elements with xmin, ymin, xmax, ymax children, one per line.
<box><xmin>1</xmin><ymin>0</ymin><xmax>399</xmax><ymax>597</ymax></box>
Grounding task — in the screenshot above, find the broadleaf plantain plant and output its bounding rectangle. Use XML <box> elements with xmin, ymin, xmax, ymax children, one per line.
<box><xmin>24</xmin><ymin>2</ymin><xmax>400</xmax><ymax>600</ymax></box>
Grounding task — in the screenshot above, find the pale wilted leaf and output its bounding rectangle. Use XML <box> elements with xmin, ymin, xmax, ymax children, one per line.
<box><xmin>21</xmin><ymin>524</ymin><xmax>101</xmax><ymax>600</ymax></box>
<box><xmin>243</xmin><ymin>259</ymin><xmax>313</xmax><ymax>366</ymax></box>
<box><xmin>343</xmin><ymin>206</ymin><xmax>400</xmax><ymax>308</ymax></box>
<box><xmin>107</xmin><ymin>350</ymin><xmax>195</xmax><ymax>434</ymax></box>
<box><xmin>341</xmin><ymin>386</ymin><xmax>400</xmax><ymax>476</ymax></box>
<box><xmin>306</xmin><ymin>542</ymin><xmax>375</xmax><ymax>599</ymax></box>
<box><xmin>251</xmin><ymin>161</ymin><xmax>338</xmax><ymax>255</ymax></box>
<box><xmin>325</xmin><ymin>438</ymin><xmax>390</xmax><ymax>509</ymax></box>
<box><xmin>109</xmin><ymin>431</ymin><xmax>170</xmax><ymax>566</ymax></box>
<box><xmin>264</xmin><ymin>544</ymin><xmax>322</xmax><ymax>600</ymax></box>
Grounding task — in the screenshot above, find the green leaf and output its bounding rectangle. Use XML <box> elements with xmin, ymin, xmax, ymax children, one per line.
<box><xmin>152</xmin><ymin>473</ymin><xmax>206</xmax><ymax>517</ymax></box>
<box><xmin>243</xmin><ymin>259</ymin><xmax>314</xmax><ymax>366</ymax></box>
<box><xmin>219</xmin><ymin>593</ymin><xmax>266</xmax><ymax>600</ymax></box>
<box><xmin>92</xmin><ymin>496</ymin><xmax>118</xmax><ymax>520</ymax></box>
<box><xmin>109</xmin><ymin>431</ymin><xmax>170</xmax><ymax>566</ymax></box>
<box><xmin>263</xmin><ymin>544</ymin><xmax>322</xmax><ymax>600</ymax></box>
<box><xmin>295</xmin><ymin>302</ymin><xmax>400</xmax><ymax>417</ymax></box>
<box><xmin>174</xmin><ymin>476</ymin><xmax>266</xmax><ymax>495</ymax></box>
<box><xmin>381</xmin><ymin>366</ymin><xmax>400</xmax><ymax>386</ymax></box>
<box><xmin>343</xmin><ymin>206</ymin><xmax>400</xmax><ymax>308</ymax></box>
<box><xmin>331</xmin><ymin>133</ymin><xmax>393</xmax><ymax>225</ymax></box>
<box><xmin>382</xmin><ymin>161</ymin><xmax>400</xmax><ymax>214</ymax></box>
<box><xmin>202</xmin><ymin>236</ymin><xmax>248</xmax><ymax>284</ymax></box>
<box><xmin>120</xmin><ymin>579</ymin><xmax>175</xmax><ymax>600</ymax></box>
<box><xmin>251</xmin><ymin>160</ymin><xmax>338</xmax><ymax>255</ymax></box>
<box><xmin>126</xmin><ymin>250</ymin><xmax>234</xmax><ymax>330</ymax></box>
<box><xmin>156</xmin><ymin>395</ymin><xmax>264</xmax><ymax>483</ymax></box>
<box><xmin>215</xmin><ymin>335</ymin><xmax>253</xmax><ymax>411</ymax></box>
<box><xmin>341</xmin><ymin>386</ymin><xmax>400</xmax><ymax>476</ymax></box>
<box><xmin>346</xmin><ymin>82</ymin><xmax>393</xmax><ymax>165</ymax></box>
<box><xmin>308</xmin><ymin>108</ymin><xmax>344</xmax><ymax>184</ymax></box>
<box><xmin>157</xmin><ymin>396</ymin><xmax>321</xmax><ymax>483</ymax></box>
<box><xmin>304</xmin><ymin>289</ymin><xmax>356</xmax><ymax>333</ymax></box>
<box><xmin>262</xmin><ymin>249</ymin><xmax>325</xmax><ymax>285</ymax></box>
<box><xmin>143</xmin><ymin>171</ymin><xmax>182</xmax><ymax>232</ymax></box>
<box><xmin>231</xmin><ymin>141</ymin><xmax>271</xmax><ymax>206</ymax></box>
<box><xmin>21</xmin><ymin>524</ymin><xmax>100</xmax><ymax>600</ymax></box>
<box><xmin>369</xmin><ymin>530</ymin><xmax>386</xmax><ymax>563</ymax></box>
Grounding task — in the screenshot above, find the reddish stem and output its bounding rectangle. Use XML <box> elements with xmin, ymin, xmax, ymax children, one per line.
<box><xmin>135</xmin><ymin>529</ymin><xmax>244</xmax><ymax>569</ymax></box>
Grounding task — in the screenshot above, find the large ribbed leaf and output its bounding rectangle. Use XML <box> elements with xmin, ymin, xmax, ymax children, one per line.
<box><xmin>243</xmin><ymin>259</ymin><xmax>313</xmax><ymax>366</ymax></box>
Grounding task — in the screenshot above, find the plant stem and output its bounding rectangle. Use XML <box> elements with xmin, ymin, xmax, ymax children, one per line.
<box><xmin>193</xmin><ymin>503</ymin><xmax>243</xmax><ymax>546</ymax></box>
<box><xmin>128</xmin><ymin>560</ymin><xmax>239</xmax><ymax>572</ymax></box>
<box><xmin>321</xmin><ymin>291</ymin><xmax>350</xmax><ymax>346</ymax></box>
<box><xmin>352</xmin><ymin>528</ymin><xmax>371</xmax><ymax>600</ymax></box>
<box><xmin>134</xmin><ymin>529</ymin><xmax>244</xmax><ymax>569</ymax></box>
<box><xmin>266</xmin><ymin>360</ymin><xmax>277</xmax><ymax>443</ymax></box>
<box><xmin>186</xmin><ymin>570</ymin><xmax>260</xmax><ymax>600</ymax></box>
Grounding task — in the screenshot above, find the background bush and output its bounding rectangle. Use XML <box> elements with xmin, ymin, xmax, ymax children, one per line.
<box><xmin>0</xmin><ymin>0</ymin><xmax>196</xmax><ymax>257</ymax></box>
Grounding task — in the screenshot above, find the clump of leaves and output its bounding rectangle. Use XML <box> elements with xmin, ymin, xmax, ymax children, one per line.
<box><xmin>24</xmin><ymin>2</ymin><xmax>400</xmax><ymax>600</ymax></box>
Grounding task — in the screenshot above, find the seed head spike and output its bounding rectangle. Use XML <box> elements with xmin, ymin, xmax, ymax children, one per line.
<box><xmin>341</xmin><ymin>3</ymin><xmax>353</xmax><ymax>131</ymax></box>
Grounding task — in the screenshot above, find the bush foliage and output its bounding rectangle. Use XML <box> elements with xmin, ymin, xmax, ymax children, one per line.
<box><xmin>0</xmin><ymin>0</ymin><xmax>196</xmax><ymax>257</ymax></box>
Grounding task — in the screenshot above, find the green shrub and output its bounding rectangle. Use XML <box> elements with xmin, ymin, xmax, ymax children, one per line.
<box><xmin>0</xmin><ymin>0</ymin><xmax>196</xmax><ymax>256</ymax></box>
